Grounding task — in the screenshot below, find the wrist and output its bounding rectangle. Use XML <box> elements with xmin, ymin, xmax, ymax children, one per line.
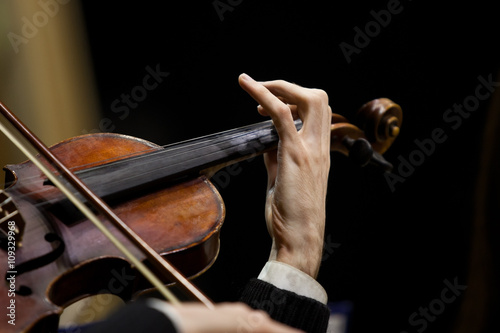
<box><xmin>269</xmin><ymin>235</ymin><xmax>323</xmax><ymax>278</ymax></box>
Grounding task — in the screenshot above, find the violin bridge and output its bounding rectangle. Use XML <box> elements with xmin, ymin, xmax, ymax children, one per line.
<box><xmin>0</xmin><ymin>190</ymin><xmax>25</xmax><ymax>249</ymax></box>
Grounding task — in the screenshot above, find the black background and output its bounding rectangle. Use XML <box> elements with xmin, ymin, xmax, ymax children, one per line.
<box><xmin>79</xmin><ymin>1</ymin><xmax>499</xmax><ymax>332</ymax></box>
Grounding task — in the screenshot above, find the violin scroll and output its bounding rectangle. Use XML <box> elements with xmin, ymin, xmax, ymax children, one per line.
<box><xmin>330</xmin><ymin>98</ymin><xmax>402</xmax><ymax>172</ymax></box>
<box><xmin>355</xmin><ymin>98</ymin><xmax>402</xmax><ymax>154</ymax></box>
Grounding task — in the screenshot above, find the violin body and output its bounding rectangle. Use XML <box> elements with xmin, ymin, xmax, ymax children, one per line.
<box><xmin>0</xmin><ymin>133</ymin><xmax>224</xmax><ymax>332</ymax></box>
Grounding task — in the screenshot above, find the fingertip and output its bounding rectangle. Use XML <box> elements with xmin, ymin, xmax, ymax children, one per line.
<box><xmin>257</xmin><ymin>105</ymin><xmax>269</xmax><ymax>116</ymax></box>
<box><xmin>239</xmin><ymin>73</ymin><xmax>254</xmax><ymax>83</ymax></box>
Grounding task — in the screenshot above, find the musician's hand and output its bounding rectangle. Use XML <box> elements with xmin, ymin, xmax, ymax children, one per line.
<box><xmin>238</xmin><ymin>74</ymin><xmax>331</xmax><ymax>278</ymax></box>
<box><xmin>173</xmin><ymin>302</ymin><xmax>304</xmax><ymax>333</ymax></box>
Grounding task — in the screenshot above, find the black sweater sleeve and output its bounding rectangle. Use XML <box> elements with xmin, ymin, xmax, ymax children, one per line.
<box><xmin>81</xmin><ymin>279</ymin><xmax>329</xmax><ymax>333</ymax></box>
<box><xmin>239</xmin><ymin>279</ymin><xmax>330</xmax><ymax>333</ymax></box>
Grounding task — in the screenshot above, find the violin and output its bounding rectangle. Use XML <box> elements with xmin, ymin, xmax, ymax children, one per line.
<box><xmin>0</xmin><ymin>97</ymin><xmax>401</xmax><ymax>332</ymax></box>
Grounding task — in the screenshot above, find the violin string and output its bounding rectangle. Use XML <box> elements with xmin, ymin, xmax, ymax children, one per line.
<box><xmin>84</xmin><ymin>119</ymin><xmax>284</xmax><ymax>181</ymax></box>
<box><xmin>11</xmin><ymin>121</ymin><xmax>274</xmax><ymax>191</ymax></box>
<box><xmin>76</xmin><ymin>121</ymin><xmax>282</xmax><ymax>188</ymax></box>
<box><xmin>2</xmin><ymin>120</ymin><xmax>276</xmax><ymax>190</ymax></box>
<box><xmin>0</xmin><ymin>121</ymin><xmax>285</xmax><ymax>213</ymax></box>
<box><xmin>81</xmin><ymin>120</ymin><xmax>277</xmax><ymax>174</ymax></box>
<box><xmin>0</xmin><ymin>120</ymin><xmax>284</xmax><ymax>206</ymax></box>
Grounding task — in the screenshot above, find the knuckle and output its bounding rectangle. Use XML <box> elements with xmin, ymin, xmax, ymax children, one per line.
<box><xmin>302</xmin><ymin>88</ymin><xmax>329</xmax><ymax>107</ymax></box>
<box><xmin>275</xmin><ymin>103</ymin><xmax>291</xmax><ymax>116</ymax></box>
<box><xmin>311</xmin><ymin>89</ymin><xmax>329</xmax><ymax>103</ymax></box>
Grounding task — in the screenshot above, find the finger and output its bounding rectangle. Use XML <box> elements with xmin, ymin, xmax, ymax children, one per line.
<box><xmin>246</xmin><ymin>309</ymin><xmax>304</xmax><ymax>333</ymax></box>
<box><xmin>239</xmin><ymin>74</ymin><xmax>297</xmax><ymax>143</ymax></box>
<box><xmin>259</xmin><ymin>80</ymin><xmax>308</xmax><ymax>106</ymax></box>
<box><xmin>257</xmin><ymin>96</ymin><xmax>287</xmax><ymax>116</ymax></box>
<box><xmin>260</xmin><ymin>80</ymin><xmax>330</xmax><ymax>136</ymax></box>
<box><xmin>258</xmin><ymin>104</ymin><xmax>299</xmax><ymax>120</ymax></box>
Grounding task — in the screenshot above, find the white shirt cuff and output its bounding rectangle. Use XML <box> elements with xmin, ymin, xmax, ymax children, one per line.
<box><xmin>257</xmin><ymin>260</ymin><xmax>328</xmax><ymax>304</ymax></box>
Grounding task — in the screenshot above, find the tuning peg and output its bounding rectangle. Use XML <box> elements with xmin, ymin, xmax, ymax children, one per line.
<box><xmin>369</xmin><ymin>151</ymin><xmax>393</xmax><ymax>173</ymax></box>
<box><xmin>342</xmin><ymin>137</ymin><xmax>393</xmax><ymax>172</ymax></box>
<box><xmin>342</xmin><ymin>137</ymin><xmax>372</xmax><ymax>167</ymax></box>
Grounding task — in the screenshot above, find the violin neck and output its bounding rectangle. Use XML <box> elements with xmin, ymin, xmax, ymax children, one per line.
<box><xmin>72</xmin><ymin>119</ymin><xmax>302</xmax><ymax>199</ymax></box>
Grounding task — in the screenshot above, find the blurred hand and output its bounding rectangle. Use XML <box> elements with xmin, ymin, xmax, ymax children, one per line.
<box><xmin>173</xmin><ymin>302</ymin><xmax>304</xmax><ymax>333</ymax></box>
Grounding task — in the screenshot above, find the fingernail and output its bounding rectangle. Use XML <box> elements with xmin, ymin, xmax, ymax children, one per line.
<box><xmin>240</xmin><ymin>73</ymin><xmax>253</xmax><ymax>81</ymax></box>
